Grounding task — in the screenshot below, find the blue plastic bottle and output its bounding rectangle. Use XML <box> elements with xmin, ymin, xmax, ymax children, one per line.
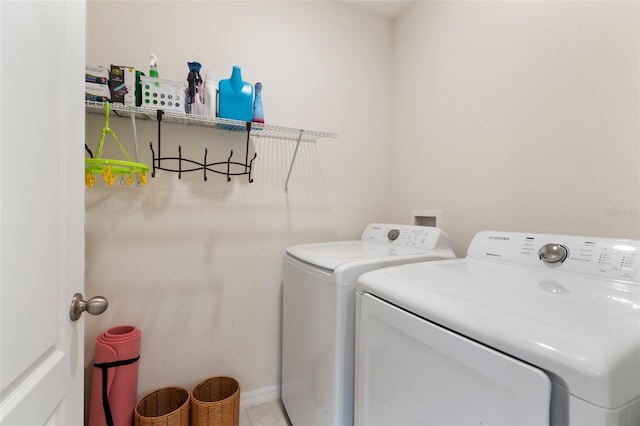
<box><xmin>218</xmin><ymin>66</ymin><xmax>254</xmax><ymax>122</ymax></box>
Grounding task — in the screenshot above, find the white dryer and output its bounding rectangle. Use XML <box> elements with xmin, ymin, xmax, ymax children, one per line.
<box><xmin>282</xmin><ymin>223</ymin><xmax>456</xmax><ymax>426</ymax></box>
<box><xmin>355</xmin><ymin>231</ymin><xmax>640</xmax><ymax>425</ymax></box>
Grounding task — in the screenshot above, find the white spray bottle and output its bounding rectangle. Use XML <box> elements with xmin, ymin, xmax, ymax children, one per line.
<box><xmin>149</xmin><ymin>53</ymin><xmax>159</xmax><ymax>78</ymax></box>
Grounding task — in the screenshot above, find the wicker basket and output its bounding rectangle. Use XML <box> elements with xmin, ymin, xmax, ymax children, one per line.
<box><xmin>190</xmin><ymin>377</ymin><xmax>240</xmax><ymax>426</ymax></box>
<box><xmin>134</xmin><ymin>386</ymin><xmax>190</xmax><ymax>426</ymax></box>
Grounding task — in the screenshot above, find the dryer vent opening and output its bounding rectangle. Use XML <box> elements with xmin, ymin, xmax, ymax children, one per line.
<box><xmin>412</xmin><ymin>210</ymin><xmax>441</xmax><ymax>228</ymax></box>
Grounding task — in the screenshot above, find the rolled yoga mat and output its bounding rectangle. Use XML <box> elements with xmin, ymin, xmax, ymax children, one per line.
<box><xmin>89</xmin><ymin>325</ymin><xmax>142</xmax><ymax>426</ymax></box>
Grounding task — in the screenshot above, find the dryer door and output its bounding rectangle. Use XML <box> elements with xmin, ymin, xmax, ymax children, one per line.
<box><xmin>355</xmin><ymin>293</ymin><xmax>552</xmax><ymax>426</ymax></box>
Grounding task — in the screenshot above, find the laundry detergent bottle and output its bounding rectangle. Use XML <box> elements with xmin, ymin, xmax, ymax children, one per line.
<box><xmin>218</xmin><ymin>66</ymin><xmax>253</xmax><ymax>122</ymax></box>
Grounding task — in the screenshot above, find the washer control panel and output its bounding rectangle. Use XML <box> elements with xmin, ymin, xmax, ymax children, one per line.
<box><xmin>361</xmin><ymin>223</ymin><xmax>449</xmax><ymax>250</ymax></box>
<box><xmin>468</xmin><ymin>231</ymin><xmax>639</xmax><ymax>282</ymax></box>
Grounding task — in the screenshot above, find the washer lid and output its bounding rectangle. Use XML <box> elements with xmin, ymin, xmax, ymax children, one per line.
<box><xmin>356</xmin><ymin>232</ymin><xmax>640</xmax><ymax>410</ymax></box>
<box><xmin>286</xmin><ymin>224</ymin><xmax>456</xmax><ymax>273</ymax></box>
<box><xmin>286</xmin><ymin>240</ymin><xmax>453</xmax><ymax>275</ymax></box>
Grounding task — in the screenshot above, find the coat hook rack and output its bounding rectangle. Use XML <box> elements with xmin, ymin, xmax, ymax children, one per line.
<box><xmin>149</xmin><ymin>110</ymin><xmax>257</xmax><ymax>183</ymax></box>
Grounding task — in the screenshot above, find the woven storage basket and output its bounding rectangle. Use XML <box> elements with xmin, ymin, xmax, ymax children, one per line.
<box><xmin>134</xmin><ymin>386</ymin><xmax>190</xmax><ymax>426</ymax></box>
<box><xmin>190</xmin><ymin>376</ymin><xmax>240</xmax><ymax>426</ymax></box>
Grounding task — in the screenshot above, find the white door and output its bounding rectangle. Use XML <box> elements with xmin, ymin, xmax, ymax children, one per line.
<box><xmin>0</xmin><ymin>1</ymin><xmax>86</xmax><ymax>425</ymax></box>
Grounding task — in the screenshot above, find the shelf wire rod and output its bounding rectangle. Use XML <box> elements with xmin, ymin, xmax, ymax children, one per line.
<box><xmin>284</xmin><ymin>129</ymin><xmax>305</xmax><ymax>193</ymax></box>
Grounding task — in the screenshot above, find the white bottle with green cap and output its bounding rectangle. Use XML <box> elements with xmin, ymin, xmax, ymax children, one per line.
<box><xmin>149</xmin><ymin>53</ymin><xmax>159</xmax><ymax>78</ymax></box>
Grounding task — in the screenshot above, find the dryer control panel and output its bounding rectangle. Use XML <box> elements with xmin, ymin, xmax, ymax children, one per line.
<box><xmin>467</xmin><ymin>231</ymin><xmax>639</xmax><ymax>283</ymax></box>
<box><xmin>361</xmin><ymin>223</ymin><xmax>451</xmax><ymax>251</ymax></box>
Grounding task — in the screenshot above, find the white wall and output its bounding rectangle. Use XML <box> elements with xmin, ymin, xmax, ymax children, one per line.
<box><xmin>392</xmin><ymin>1</ymin><xmax>639</xmax><ymax>256</ymax></box>
<box><xmin>84</xmin><ymin>1</ymin><xmax>393</xmax><ymax>402</ymax></box>
<box><xmin>85</xmin><ymin>0</ymin><xmax>640</xmax><ymax>408</ymax></box>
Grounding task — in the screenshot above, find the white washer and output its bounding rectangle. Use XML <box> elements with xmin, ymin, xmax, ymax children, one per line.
<box><xmin>355</xmin><ymin>231</ymin><xmax>640</xmax><ymax>426</ymax></box>
<box><xmin>282</xmin><ymin>223</ymin><xmax>456</xmax><ymax>426</ymax></box>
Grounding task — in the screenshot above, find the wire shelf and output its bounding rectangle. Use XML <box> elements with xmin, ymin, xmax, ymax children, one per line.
<box><xmin>85</xmin><ymin>101</ymin><xmax>337</xmax><ymax>143</ymax></box>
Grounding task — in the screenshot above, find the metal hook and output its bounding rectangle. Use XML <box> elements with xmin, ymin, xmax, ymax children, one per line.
<box><xmin>248</xmin><ymin>152</ymin><xmax>257</xmax><ymax>183</ymax></box>
<box><xmin>149</xmin><ymin>142</ymin><xmax>156</xmax><ymax>178</ymax></box>
<box><xmin>226</xmin><ymin>150</ymin><xmax>233</xmax><ymax>182</ymax></box>
<box><xmin>203</xmin><ymin>148</ymin><xmax>208</xmax><ymax>182</ymax></box>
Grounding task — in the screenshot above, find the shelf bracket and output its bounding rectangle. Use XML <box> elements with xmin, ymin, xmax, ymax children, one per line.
<box><xmin>284</xmin><ymin>129</ymin><xmax>304</xmax><ymax>193</ymax></box>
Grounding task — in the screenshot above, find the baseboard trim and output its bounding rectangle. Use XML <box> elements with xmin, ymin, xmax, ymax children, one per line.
<box><xmin>240</xmin><ymin>385</ymin><xmax>281</xmax><ymax>407</ymax></box>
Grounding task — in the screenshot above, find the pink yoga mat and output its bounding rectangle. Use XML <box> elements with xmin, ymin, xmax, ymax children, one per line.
<box><xmin>89</xmin><ymin>325</ymin><xmax>141</xmax><ymax>426</ymax></box>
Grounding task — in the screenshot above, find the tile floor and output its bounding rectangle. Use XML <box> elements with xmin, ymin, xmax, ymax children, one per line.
<box><xmin>240</xmin><ymin>399</ymin><xmax>291</xmax><ymax>426</ymax></box>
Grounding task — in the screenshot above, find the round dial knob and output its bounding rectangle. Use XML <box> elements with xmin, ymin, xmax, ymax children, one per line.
<box><xmin>538</xmin><ymin>243</ymin><xmax>569</xmax><ymax>264</ymax></box>
<box><xmin>387</xmin><ymin>229</ymin><xmax>400</xmax><ymax>241</ymax></box>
